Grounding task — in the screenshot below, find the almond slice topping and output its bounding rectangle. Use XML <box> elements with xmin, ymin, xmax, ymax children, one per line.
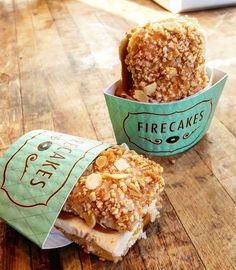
<box><xmin>114</xmin><ymin>158</ymin><xmax>130</xmax><ymax>171</ymax></box>
<box><xmin>95</xmin><ymin>155</ymin><xmax>108</xmax><ymax>168</ymax></box>
<box><xmin>133</xmin><ymin>90</ymin><xmax>148</xmax><ymax>102</ymax></box>
<box><xmin>127</xmin><ymin>182</ymin><xmax>140</xmax><ymax>193</ymax></box>
<box><xmin>144</xmin><ymin>82</ymin><xmax>157</xmax><ymax>96</ymax></box>
<box><xmin>105</xmin><ymin>173</ymin><xmax>130</xmax><ymax>179</ymax></box>
<box><xmin>85</xmin><ymin>173</ymin><xmax>102</xmax><ymax>190</ymax></box>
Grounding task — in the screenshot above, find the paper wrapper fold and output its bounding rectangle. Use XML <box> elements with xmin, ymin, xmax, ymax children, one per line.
<box><xmin>153</xmin><ymin>0</ymin><xmax>236</xmax><ymax>13</ymax></box>
<box><xmin>0</xmin><ymin>130</ymin><xmax>111</xmax><ymax>249</ymax></box>
<box><xmin>104</xmin><ymin>68</ymin><xmax>227</xmax><ymax>156</ymax></box>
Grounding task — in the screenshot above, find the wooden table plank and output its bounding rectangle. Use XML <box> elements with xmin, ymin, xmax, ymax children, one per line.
<box><xmin>0</xmin><ymin>0</ymin><xmax>236</xmax><ymax>269</ymax></box>
<box><xmin>13</xmin><ymin>0</ymin><xmax>55</xmax><ymax>132</ymax></box>
<box><xmin>5</xmin><ymin>228</ymin><xmax>31</xmax><ymax>270</ymax></box>
<box><xmin>0</xmin><ymin>1</ymin><xmax>31</xmax><ymax>270</ymax></box>
<box><xmin>30</xmin><ymin>245</ymin><xmax>54</xmax><ymax>270</ymax></box>
<box><xmin>59</xmin><ymin>245</ymin><xmax>82</xmax><ymax>270</ymax></box>
<box><xmin>197</xmin><ymin>8</ymin><xmax>236</xmax><ymax>136</ymax></box>
<box><xmin>0</xmin><ymin>0</ymin><xmax>23</xmax><ymax>149</ymax></box>
<box><xmin>46</xmin><ymin>0</ymin><xmax>116</xmax><ymax>142</ymax></box>
<box><xmin>157</xmin><ymin>148</ymin><xmax>236</xmax><ymax>270</ymax></box>
<box><xmin>0</xmin><ymin>219</ymin><xmax>6</xmax><ymax>270</ymax></box>
<box><xmin>195</xmin><ymin>119</ymin><xmax>236</xmax><ymax>202</ymax></box>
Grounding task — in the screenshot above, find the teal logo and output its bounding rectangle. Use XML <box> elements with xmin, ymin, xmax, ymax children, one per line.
<box><xmin>123</xmin><ymin>100</ymin><xmax>212</xmax><ymax>154</ymax></box>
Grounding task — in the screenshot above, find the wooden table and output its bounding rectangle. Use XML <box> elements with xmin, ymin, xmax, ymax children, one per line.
<box><xmin>0</xmin><ymin>0</ymin><xmax>236</xmax><ymax>269</ymax></box>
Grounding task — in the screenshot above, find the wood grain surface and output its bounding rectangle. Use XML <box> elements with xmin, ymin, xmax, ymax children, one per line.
<box><xmin>0</xmin><ymin>0</ymin><xmax>236</xmax><ymax>269</ymax></box>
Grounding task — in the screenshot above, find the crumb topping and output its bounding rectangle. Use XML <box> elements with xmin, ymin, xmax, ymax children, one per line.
<box><xmin>64</xmin><ymin>146</ymin><xmax>164</xmax><ymax>232</ymax></box>
<box><xmin>123</xmin><ymin>17</ymin><xmax>208</xmax><ymax>103</ymax></box>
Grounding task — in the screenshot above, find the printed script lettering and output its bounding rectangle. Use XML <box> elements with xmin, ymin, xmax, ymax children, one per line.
<box><xmin>29</xmin><ymin>137</ymin><xmax>85</xmax><ymax>188</ymax></box>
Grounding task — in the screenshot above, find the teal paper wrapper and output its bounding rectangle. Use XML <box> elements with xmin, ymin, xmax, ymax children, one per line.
<box><xmin>104</xmin><ymin>68</ymin><xmax>227</xmax><ymax>156</ymax></box>
<box><xmin>0</xmin><ymin>130</ymin><xmax>111</xmax><ymax>248</ymax></box>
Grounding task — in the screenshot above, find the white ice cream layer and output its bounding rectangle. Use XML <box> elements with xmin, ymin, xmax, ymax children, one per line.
<box><xmin>55</xmin><ymin>216</ymin><xmax>142</xmax><ymax>257</ymax></box>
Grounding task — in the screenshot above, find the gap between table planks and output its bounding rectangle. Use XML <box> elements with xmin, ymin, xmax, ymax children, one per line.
<box><xmin>0</xmin><ymin>0</ymin><xmax>235</xmax><ymax>269</ymax></box>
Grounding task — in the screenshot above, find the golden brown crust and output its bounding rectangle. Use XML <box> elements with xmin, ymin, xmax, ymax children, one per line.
<box><xmin>63</xmin><ymin>146</ymin><xmax>164</xmax><ymax>232</ymax></box>
<box><xmin>117</xmin><ymin>16</ymin><xmax>208</xmax><ymax>103</ymax></box>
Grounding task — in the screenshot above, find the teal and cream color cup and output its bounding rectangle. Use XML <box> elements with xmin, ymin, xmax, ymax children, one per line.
<box><xmin>0</xmin><ymin>130</ymin><xmax>111</xmax><ymax>249</ymax></box>
<box><xmin>104</xmin><ymin>68</ymin><xmax>227</xmax><ymax>156</ymax></box>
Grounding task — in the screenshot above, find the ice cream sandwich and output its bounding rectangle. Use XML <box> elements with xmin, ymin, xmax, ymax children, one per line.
<box><xmin>55</xmin><ymin>146</ymin><xmax>164</xmax><ymax>261</ymax></box>
<box><xmin>116</xmin><ymin>16</ymin><xmax>208</xmax><ymax>103</ymax></box>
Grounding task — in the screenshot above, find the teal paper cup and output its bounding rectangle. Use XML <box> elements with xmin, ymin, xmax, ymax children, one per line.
<box><xmin>104</xmin><ymin>68</ymin><xmax>227</xmax><ymax>156</ymax></box>
<box><xmin>0</xmin><ymin>130</ymin><xmax>111</xmax><ymax>249</ymax></box>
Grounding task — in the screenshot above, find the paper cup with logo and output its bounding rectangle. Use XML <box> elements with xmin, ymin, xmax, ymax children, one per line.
<box><xmin>0</xmin><ymin>130</ymin><xmax>111</xmax><ymax>249</ymax></box>
<box><xmin>104</xmin><ymin>68</ymin><xmax>227</xmax><ymax>156</ymax></box>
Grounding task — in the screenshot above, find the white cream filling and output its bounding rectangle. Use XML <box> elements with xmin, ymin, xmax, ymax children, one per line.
<box><xmin>55</xmin><ymin>197</ymin><xmax>161</xmax><ymax>257</ymax></box>
<box><xmin>55</xmin><ymin>216</ymin><xmax>142</xmax><ymax>257</ymax></box>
